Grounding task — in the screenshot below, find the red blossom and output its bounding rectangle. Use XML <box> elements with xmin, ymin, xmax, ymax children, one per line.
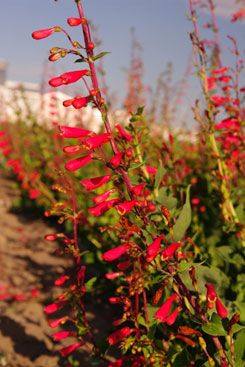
<box><xmin>212</xmin><ymin>66</ymin><xmax>229</xmax><ymax>75</ymax></box>
<box><xmin>80</xmin><ymin>175</ymin><xmax>112</xmax><ymax>190</ymax></box>
<box><xmin>102</xmin><ymin>244</ymin><xmax>129</xmax><ymax>262</ymax></box>
<box><xmin>49</xmin><ymin>70</ymin><xmax>89</xmax><ymax>87</ymax></box>
<box><xmin>93</xmin><ymin>189</ymin><xmax>114</xmax><ymax>204</ymax></box>
<box><xmin>44</xmin><ymin>233</ymin><xmax>64</xmax><ymax>241</ymax></box>
<box><xmin>107</xmin><ymin>327</ymin><xmax>133</xmax><ymax>345</ymax></box>
<box><xmin>44</xmin><ymin>301</ymin><xmax>66</xmax><ymax>314</ymax></box>
<box><xmin>145</xmin><ymin>166</ymin><xmax>157</xmax><ymax>174</ymax></box>
<box><xmin>59</xmin><ymin>342</ymin><xmax>82</xmax><ymax>357</ymax></box>
<box><xmin>110</xmin><ymin>151</ymin><xmax>124</xmax><ymax>167</ymax></box>
<box><xmin>205</xmin><ymin>283</ymin><xmax>217</xmax><ymax>302</ymax></box>
<box><xmin>65</xmin><ymin>153</ymin><xmax>93</xmax><ymax>171</ymax></box>
<box><xmin>60</xmin><ymin>70</ymin><xmax>89</xmax><ymax>84</ymax></box>
<box><xmin>32</xmin><ymin>27</ymin><xmax>60</xmax><ymax>40</ymax></box>
<box><xmin>63</xmin><ymin>98</ymin><xmax>75</xmax><ymax>107</ymax></box>
<box><xmin>105</xmin><ymin>272</ymin><xmax>121</xmax><ymax>280</ymax></box>
<box><xmin>117</xmin><ymin>261</ymin><xmax>131</xmax><ymax>271</ymax></box>
<box><xmin>132</xmin><ymin>183</ymin><xmax>145</xmax><ymax>196</ymax></box>
<box><xmin>52</xmin><ymin>331</ymin><xmax>76</xmax><ymax>341</ymax></box>
<box><xmin>67</xmin><ymin>17</ymin><xmax>82</xmax><ymax>26</ymax></box>
<box><xmin>115</xmin><ymin>200</ymin><xmax>139</xmax><ymax>215</ymax></box>
<box><xmin>72</xmin><ymin>96</ymin><xmax>90</xmax><ymax>109</ymax></box>
<box><xmin>215</xmin><ymin>298</ymin><xmax>228</xmax><ymax>318</ymax></box>
<box><xmin>29</xmin><ymin>189</ymin><xmax>40</xmax><ymax>199</ymax></box>
<box><xmin>231</xmin><ymin>9</ymin><xmax>245</xmax><ymax>22</ymax></box>
<box><xmin>49</xmin><ymin>316</ymin><xmax>68</xmax><ymax>328</ymax></box>
<box><xmin>49</xmin><ymin>77</ymin><xmax>63</xmax><ymax>87</ymax></box>
<box><xmin>160</xmin><ymin>242</ymin><xmax>181</xmax><ymax>261</ymax></box>
<box><xmin>154</xmin><ymin>294</ymin><xmax>177</xmax><ymax>322</ymax></box>
<box><xmin>115</xmin><ymin>124</ymin><xmax>133</xmax><ymax>141</ymax></box>
<box><xmin>85</xmin><ymin>133</ymin><xmax>111</xmax><ymax>150</ymax></box>
<box><xmin>146</xmin><ymin>235</ymin><xmax>164</xmax><ymax>263</ymax></box>
<box><xmin>54</xmin><ymin>275</ymin><xmax>68</xmax><ymax>286</ymax></box>
<box><xmin>59</xmin><ymin>125</ymin><xmax>94</xmax><ymax>138</ymax></box>
<box><xmin>165</xmin><ymin>307</ymin><xmax>180</xmax><ymax>325</ymax></box>
<box><xmin>88</xmin><ymin>198</ymin><xmax>120</xmax><ymax>217</ymax></box>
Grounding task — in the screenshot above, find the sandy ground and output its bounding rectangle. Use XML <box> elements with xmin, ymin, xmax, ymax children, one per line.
<box><xmin>0</xmin><ymin>170</ymin><xmax>115</xmax><ymax>367</ymax></box>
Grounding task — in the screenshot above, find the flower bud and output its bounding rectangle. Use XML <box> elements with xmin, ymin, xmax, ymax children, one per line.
<box><xmin>67</xmin><ymin>17</ymin><xmax>82</xmax><ymax>26</ymax></box>
<box><xmin>32</xmin><ymin>27</ymin><xmax>61</xmax><ymax>40</ymax></box>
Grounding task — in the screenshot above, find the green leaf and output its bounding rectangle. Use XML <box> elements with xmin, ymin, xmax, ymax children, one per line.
<box><xmin>74</xmin><ymin>58</ymin><xmax>86</xmax><ymax>63</ymax></box>
<box><xmin>156</xmin><ymin>187</ymin><xmax>177</xmax><ymax>210</ymax></box>
<box><xmin>97</xmin><ymin>338</ymin><xmax>109</xmax><ymax>356</ymax></box>
<box><xmin>172</xmin><ymin>185</ymin><xmax>191</xmax><ymax>241</ymax></box>
<box><xmin>85</xmin><ymin>277</ymin><xmax>97</xmax><ymax>292</ymax></box>
<box><xmin>235</xmin><ymin>203</ymin><xmax>245</xmax><ymax>223</ymax></box>
<box><xmin>202</xmin><ymin>313</ymin><xmax>227</xmax><ymax>336</ymax></box>
<box><xmin>92</xmin><ymin>51</ymin><xmax>111</xmax><ymax>61</ymax></box>
<box><xmin>234</xmin><ymin>329</ymin><xmax>245</xmax><ymax>362</ymax></box>
<box><xmin>154</xmin><ymin>161</ymin><xmax>166</xmax><ymax>191</ymax></box>
<box><xmin>178</xmin><ymin>260</ymin><xmax>193</xmax><ymax>273</ymax></box>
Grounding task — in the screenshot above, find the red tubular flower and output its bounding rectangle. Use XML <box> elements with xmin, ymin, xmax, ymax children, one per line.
<box><xmin>63</xmin><ymin>145</ymin><xmax>83</xmax><ymax>154</ymax></box>
<box><xmin>49</xmin><ymin>77</ymin><xmax>63</xmax><ymax>87</ymax></box>
<box><xmin>65</xmin><ymin>153</ymin><xmax>93</xmax><ymax>171</ymax></box>
<box><xmin>115</xmin><ymin>124</ymin><xmax>133</xmax><ymax>142</ymax></box>
<box><xmin>231</xmin><ymin>9</ymin><xmax>245</xmax><ymax>22</ymax></box>
<box><xmin>49</xmin><ymin>316</ymin><xmax>68</xmax><ymax>328</ymax></box>
<box><xmin>165</xmin><ymin>307</ymin><xmax>180</xmax><ymax>325</ymax></box>
<box><xmin>212</xmin><ymin>66</ymin><xmax>229</xmax><ymax>74</ymax></box>
<box><xmin>59</xmin><ymin>342</ymin><xmax>82</xmax><ymax>357</ymax></box>
<box><xmin>117</xmin><ymin>261</ymin><xmax>131</xmax><ymax>271</ymax></box>
<box><xmin>60</xmin><ymin>70</ymin><xmax>90</xmax><ymax>84</ymax></box>
<box><xmin>93</xmin><ymin>189</ymin><xmax>114</xmax><ymax>204</ymax></box>
<box><xmin>160</xmin><ymin>242</ymin><xmax>181</xmax><ymax>261</ymax></box>
<box><xmin>44</xmin><ymin>233</ymin><xmax>64</xmax><ymax>241</ymax></box>
<box><xmin>145</xmin><ymin>166</ymin><xmax>157</xmax><ymax>174</ymax></box>
<box><xmin>72</xmin><ymin>96</ymin><xmax>89</xmax><ymax>109</ymax></box>
<box><xmin>146</xmin><ymin>235</ymin><xmax>164</xmax><ymax>263</ymax></box>
<box><xmin>67</xmin><ymin>17</ymin><xmax>82</xmax><ymax>26</ymax></box>
<box><xmin>85</xmin><ymin>133</ymin><xmax>111</xmax><ymax>150</ymax></box>
<box><xmin>107</xmin><ymin>327</ymin><xmax>133</xmax><ymax>346</ymax></box>
<box><xmin>88</xmin><ymin>198</ymin><xmax>120</xmax><ymax>217</ymax></box>
<box><xmin>102</xmin><ymin>244</ymin><xmax>129</xmax><ymax>262</ymax></box>
<box><xmin>63</xmin><ymin>98</ymin><xmax>74</xmax><ymax>107</ymax></box>
<box><xmin>44</xmin><ymin>301</ymin><xmax>66</xmax><ymax>314</ymax></box>
<box><xmin>132</xmin><ymin>183</ymin><xmax>145</xmax><ymax>196</ymax></box>
<box><xmin>80</xmin><ymin>175</ymin><xmax>112</xmax><ymax>191</ymax></box>
<box><xmin>52</xmin><ymin>331</ymin><xmax>76</xmax><ymax>341</ymax></box>
<box><xmin>29</xmin><ymin>189</ymin><xmax>40</xmax><ymax>199</ymax></box>
<box><xmin>54</xmin><ymin>275</ymin><xmax>68</xmax><ymax>286</ymax></box>
<box><xmin>32</xmin><ymin>27</ymin><xmax>60</xmax><ymax>40</ymax></box>
<box><xmin>110</xmin><ymin>151</ymin><xmax>124</xmax><ymax>167</ymax></box>
<box><xmin>211</xmin><ymin>95</ymin><xmax>231</xmax><ymax>106</ymax></box>
<box><xmin>215</xmin><ymin>298</ymin><xmax>228</xmax><ymax>318</ymax></box>
<box><xmin>115</xmin><ymin>200</ymin><xmax>139</xmax><ymax>215</ymax></box>
<box><xmin>154</xmin><ymin>294</ymin><xmax>177</xmax><ymax>322</ymax></box>
<box><xmin>109</xmin><ymin>297</ymin><xmax>121</xmax><ymax>304</ymax></box>
<box><xmin>205</xmin><ymin>283</ymin><xmax>217</xmax><ymax>302</ymax></box>
<box><xmin>105</xmin><ymin>272</ymin><xmax>121</xmax><ymax>280</ymax></box>
<box><xmin>59</xmin><ymin>125</ymin><xmax>94</xmax><ymax>138</ymax></box>
<box><xmin>108</xmin><ymin>359</ymin><xmax>125</xmax><ymax>367</ymax></box>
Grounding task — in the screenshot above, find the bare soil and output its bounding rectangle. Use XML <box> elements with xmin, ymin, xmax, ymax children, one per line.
<box><xmin>0</xmin><ymin>170</ymin><xmax>114</xmax><ymax>367</ymax></box>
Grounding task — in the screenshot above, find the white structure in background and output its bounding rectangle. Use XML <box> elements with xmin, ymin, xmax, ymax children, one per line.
<box><xmin>0</xmin><ymin>59</ymin><xmax>104</xmax><ymax>132</ymax></box>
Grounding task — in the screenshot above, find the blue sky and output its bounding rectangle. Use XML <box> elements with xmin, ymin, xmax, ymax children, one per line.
<box><xmin>0</xmin><ymin>0</ymin><xmax>244</xmax><ymax>112</ymax></box>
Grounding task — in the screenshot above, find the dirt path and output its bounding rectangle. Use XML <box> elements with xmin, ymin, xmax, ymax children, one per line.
<box><xmin>0</xmin><ymin>170</ymin><xmax>117</xmax><ymax>367</ymax></box>
<box><xmin>0</xmin><ymin>169</ymin><xmax>73</xmax><ymax>366</ymax></box>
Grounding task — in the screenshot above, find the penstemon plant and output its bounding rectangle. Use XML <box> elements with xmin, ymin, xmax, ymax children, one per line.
<box><xmin>17</xmin><ymin>0</ymin><xmax>245</xmax><ymax>366</ymax></box>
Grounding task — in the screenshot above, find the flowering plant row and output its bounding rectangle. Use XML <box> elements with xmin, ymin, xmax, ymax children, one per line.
<box><xmin>0</xmin><ymin>0</ymin><xmax>245</xmax><ymax>366</ymax></box>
